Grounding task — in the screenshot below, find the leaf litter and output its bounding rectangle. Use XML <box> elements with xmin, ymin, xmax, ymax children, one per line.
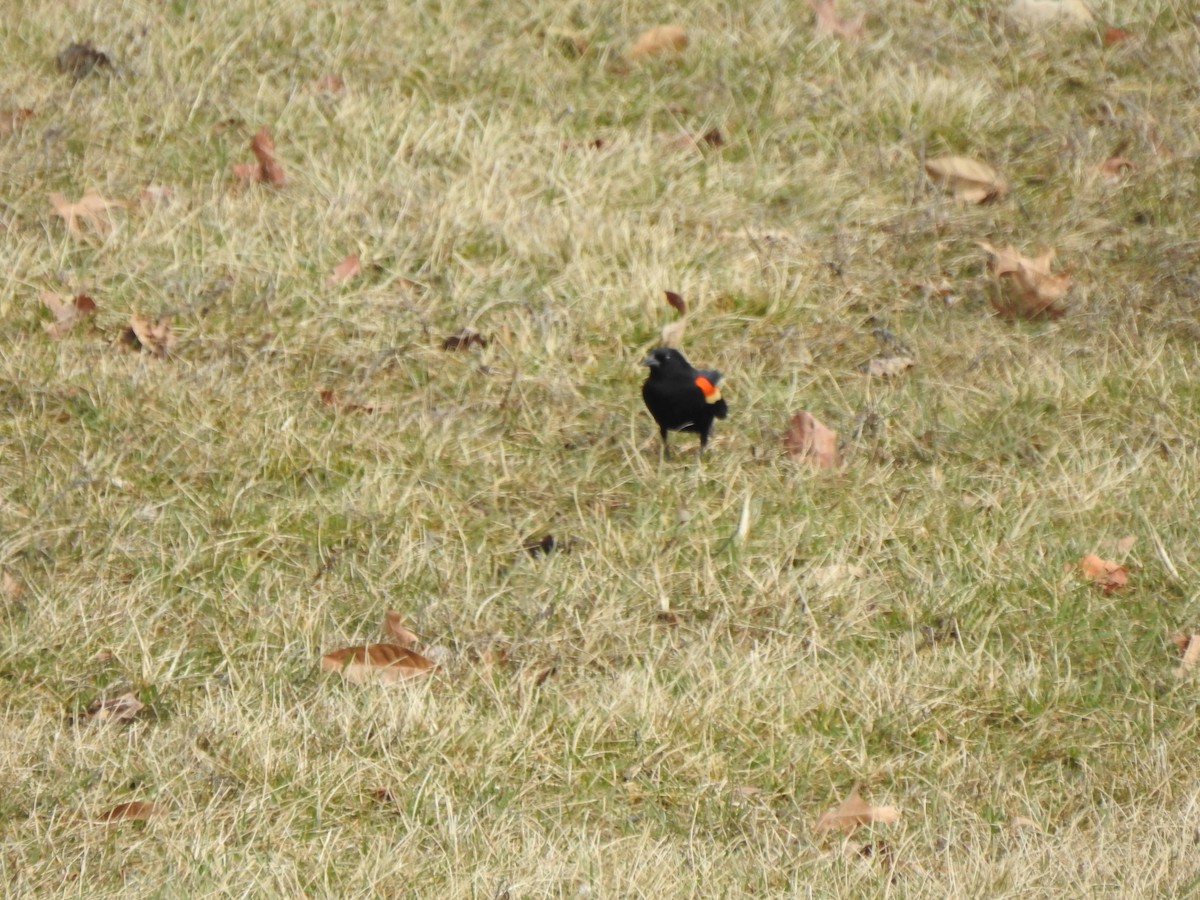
<box><xmin>784</xmin><ymin>411</ymin><xmax>841</xmax><ymax>468</ymax></box>
<box><xmin>49</xmin><ymin>191</ymin><xmax>127</xmax><ymax>239</ymax></box>
<box><xmin>41</xmin><ymin>291</ymin><xmax>97</xmax><ymax>339</ymax></box>
<box><xmin>978</xmin><ymin>241</ymin><xmax>1072</xmax><ymax>319</ymax></box>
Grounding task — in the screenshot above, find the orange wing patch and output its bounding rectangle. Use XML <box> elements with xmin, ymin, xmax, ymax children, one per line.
<box><xmin>694</xmin><ymin>376</ymin><xmax>722</xmax><ymax>404</ymax></box>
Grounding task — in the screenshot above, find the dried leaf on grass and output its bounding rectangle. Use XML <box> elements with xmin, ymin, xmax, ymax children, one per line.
<box><xmin>49</xmin><ymin>191</ymin><xmax>127</xmax><ymax>239</ymax></box>
<box><xmin>978</xmin><ymin>242</ymin><xmax>1072</xmax><ymax>319</ymax></box>
<box><xmin>1</xmin><ymin>571</ymin><xmax>22</xmax><ymax>600</ymax></box>
<box><xmin>1103</xmin><ymin>26</ymin><xmax>1133</xmax><ymax>46</ymax></box>
<box><xmin>1006</xmin><ymin>0</ymin><xmax>1094</xmax><ymax>29</ymax></box>
<box><xmin>814</xmin><ymin>785</ymin><xmax>900</xmax><ymax>835</ymax></box>
<box><xmin>1098</xmin><ymin>156</ymin><xmax>1134</xmax><ymax>180</ymax></box>
<box><xmin>96</xmin><ymin>801</ymin><xmax>159</xmax><ymax>823</ymax></box>
<box><xmin>443</xmin><ymin>327</ymin><xmax>488</xmax><ymax>350</ymax></box>
<box><xmin>328</xmin><ymin>254</ymin><xmax>362</xmax><ymax>286</ymax></box>
<box><xmin>1010</xmin><ymin>815</ymin><xmax>1042</xmax><ymax>831</ymax></box>
<box><xmin>233</xmin><ymin>127</ymin><xmax>287</xmax><ymax>188</ymax></box>
<box><xmin>121</xmin><ymin>315</ymin><xmax>175</xmax><ymax>358</ymax></box>
<box><xmin>82</xmin><ymin>692</ymin><xmax>144</xmax><ymax>725</ymax></box>
<box><xmin>1078</xmin><ymin>553</ymin><xmax>1128</xmax><ymax>593</ymax></box>
<box><xmin>322</xmin><ymin>610</ymin><xmax>437</xmax><ymax>684</ymax></box>
<box><xmin>320</xmin><ymin>643</ymin><xmax>434</xmax><ymax>684</ymax></box>
<box><xmin>660</xmin><ymin>289</ymin><xmax>688</xmax><ymax>348</ymax></box>
<box><xmin>925</xmin><ymin>156</ymin><xmax>1007</xmax><ymax>204</ymax></box>
<box><xmin>1174</xmin><ymin>634</ymin><xmax>1200</xmax><ymax>677</ymax></box>
<box><xmin>382</xmin><ymin>610</ymin><xmax>421</xmax><ymax>647</ymax></box>
<box><xmin>41</xmin><ymin>291</ymin><xmax>97</xmax><ymax>339</ymax></box>
<box><xmin>865</xmin><ymin>356</ymin><xmax>915</xmax><ymax>378</ymax></box>
<box><xmin>317</xmin><ymin>388</ymin><xmax>388</xmax><ymax>414</ymax></box>
<box><xmin>311</xmin><ymin>74</ymin><xmax>345</xmax><ymax>94</ymax></box>
<box><xmin>810</xmin><ymin>0</ymin><xmax>865</xmax><ymax>41</ymax></box>
<box><xmin>629</xmin><ymin>25</ymin><xmax>688</xmax><ymax>59</ymax></box>
<box><xmin>784</xmin><ymin>411</ymin><xmax>840</xmax><ymax>468</ymax></box>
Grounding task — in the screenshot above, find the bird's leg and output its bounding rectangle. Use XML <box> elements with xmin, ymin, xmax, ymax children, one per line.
<box><xmin>660</xmin><ymin>428</ymin><xmax>671</xmax><ymax>460</ymax></box>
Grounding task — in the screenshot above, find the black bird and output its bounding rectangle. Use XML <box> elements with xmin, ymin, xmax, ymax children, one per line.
<box><xmin>641</xmin><ymin>347</ymin><xmax>728</xmax><ymax>457</ymax></box>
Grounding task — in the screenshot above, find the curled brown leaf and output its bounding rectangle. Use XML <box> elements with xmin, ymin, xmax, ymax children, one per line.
<box><xmin>784</xmin><ymin>411</ymin><xmax>840</xmax><ymax>468</ymax></box>
<box><xmin>814</xmin><ymin>785</ymin><xmax>900</xmax><ymax>835</ymax></box>
<box><xmin>320</xmin><ymin>643</ymin><xmax>435</xmax><ymax>684</ymax></box>
<box><xmin>629</xmin><ymin>25</ymin><xmax>688</xmax><ymax>59</ymax></box>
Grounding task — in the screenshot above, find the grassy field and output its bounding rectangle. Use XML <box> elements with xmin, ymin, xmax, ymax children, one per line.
<box><xmin>3</xmin><ymin>0</ymin><xmax>1200</xmax><ymax>895</ymax></box>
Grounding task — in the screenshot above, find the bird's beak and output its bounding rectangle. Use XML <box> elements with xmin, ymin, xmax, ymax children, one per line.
<box><xmin>641</xmin><ymin>355</ymin><xmax>658</xmax><ymax>367</ymax></box>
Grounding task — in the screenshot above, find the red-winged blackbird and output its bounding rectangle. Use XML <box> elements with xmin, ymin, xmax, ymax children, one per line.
<box><xmin>641</xmin><ymin>347</ymin><xmax>728</xmax><ymax>457</ymax></box>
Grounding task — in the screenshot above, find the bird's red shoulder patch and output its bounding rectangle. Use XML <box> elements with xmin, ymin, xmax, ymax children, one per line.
<box><xmin>694</xmin><ymin>376</ymin><xmax>722</xmax><ymax>403</ymax></box>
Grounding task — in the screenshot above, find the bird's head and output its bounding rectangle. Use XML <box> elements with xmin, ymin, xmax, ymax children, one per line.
<box><xmin>641</xmin><ymin>347</ymin><xmax>690</xmax><ymax>370</ymax></box>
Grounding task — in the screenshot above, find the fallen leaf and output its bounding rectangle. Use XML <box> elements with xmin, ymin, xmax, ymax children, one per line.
<box><xmin>865</xmin><ymin>356</ymin><xmax>915</xmax><ymax>378</ymax></box>
<box><xmin>311</xmin><ymin>74</ymin><xmax>345</xmax><ymax>93</ymax></box>
<box><xmin>814</xmin><ymin>785</ymin><xmax>900</xmax><ymax>836</ymax></box>
<box><xmin>809</xmin><ymin>0</ymin><xmax>866</xmax><ymax>41</ymax></box>
<box><xmin>320</xmin><ymin>644</ymin><xmax>435</xmax><ymax>684</ymax></box>
<box><xmin>233</xmin><ymin>127</ymin><xmax>287</xmax><ymax>187</ymax></box>
<box><xmin>1079</xmin><ymin>553</ymin><xmax>1128</xmax><ymax>593</ymax></box>
<box><xmin>371</xmin><ymin>787</ymin><xmax>397</xmax><ymax>803</ymax></box>
<box><xmin>784</xmin><ymin>411</ymin><xmax>840</xmax><ymax>468</ymax></box>
<box><xmin>1010</xmin><ymin>815</ymin><xmax>1042</xmax><ymax>830</ymax></box>
<box><xmin>0</xmin><ymin>106</ymin><xmax>34</xmax><ymax>138</ymax></box>
<box><xmin>660</xmin><ymin>319</ymin><xmax>687</xmax><ymax>349</ymax></box>
<box><xmin>317</xmin><ymin>388</ymin><xmax>387</xmax><ymax>414</ymax></box>
<box><xmin>1103</xmin><ymin>26</ymin><xmax>1132</xmax><ymax>46</ymax></box>
<box><xmin>328</xmin><ymin>254</ymin><xmax>362</xmax><ymax>286</ymax></box>
<box><xmin>49</xmin><ymin>191</ymin><xmax>127</xmax><ymax>239</ymax></box>
<box><xmin>474</xmin><ymin>645</ymin><xmax>510</xmax><ymax>667</ymax></box>
<box><xmin>96</xmin><ymin>801</ymin><xmax>159</xmax><ymax>823</ymax></box>
<box><xmin>1176</xmin><ymin>635</ymin><xmax>1200</xmax><ymax>676</ymax></box>
<box><xmin>925</xmin><ymin>156</ymin><xmax>1007</xmax><ymax>204</ymax></box>
<box><xmin>82</xmin><ymin>692</ymin><xmax>144</xmax><ymax>725</ymax></box>
<box><xmin>121</xmin><ymin>314</ymin><xmax>174</xmax><ymax>358</ymax></box>
<box><xmin>1006</xmin><ymin>0</ymin><xmax>1094</xmax><ymax>29</ymax></box>
<box><xmin>56</xmin><ymin>42</ymin><xmax>112</xmax><ymax>78</ymax></box>
<box><xmin>41</xmin><ymin>291</ymin><xmax>97</xmax><ymax>339</ymax></box>
<box><xmin>664</xmin><ymin>290</ymin><xmax>687</xmax><ymax>317</ymax></box>
<box><xmin>629</xmin><ymin>25</ymin><xmax>688</xmax><ymax>59</ymax></box>
<box><xmin>978</xmin><ymin>242</ymin><xmax>1072</xmax><ymax>319</ymax></box>
<box><xmin>251</xmin><ymin>127</ymin><xmax>286</xmax><ymax>187</ymax></box>
<box><xmin>1098</xmin><ymin>156</ymin><xmax>1134</xmax><ymax>180</ymax></box>
<box><xmin>1</xmin><ymin>571</ymin><xmax>21</xmax><ymax>600</ymax></box>
<box><xmin>442</xmin><ymin>328</ymin><xmax>488</xmax><ymax>350</ymax></box>
<box><xmin>382</xmin><ymin>611</ymin><xmax>421</xmax><ymax>647</ymax></box>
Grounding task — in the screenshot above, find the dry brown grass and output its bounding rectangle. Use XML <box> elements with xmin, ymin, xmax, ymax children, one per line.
<box><xmin>3</xmin><ymin>0</ymin><xmax>1200</xmax><ymax>895</ymax></box>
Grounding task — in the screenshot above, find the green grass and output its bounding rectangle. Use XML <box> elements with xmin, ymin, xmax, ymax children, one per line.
<box><xmin>3</xmin><ymin>0</ymin><xmax>1200</xmax><ymax>895</ymax></box>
